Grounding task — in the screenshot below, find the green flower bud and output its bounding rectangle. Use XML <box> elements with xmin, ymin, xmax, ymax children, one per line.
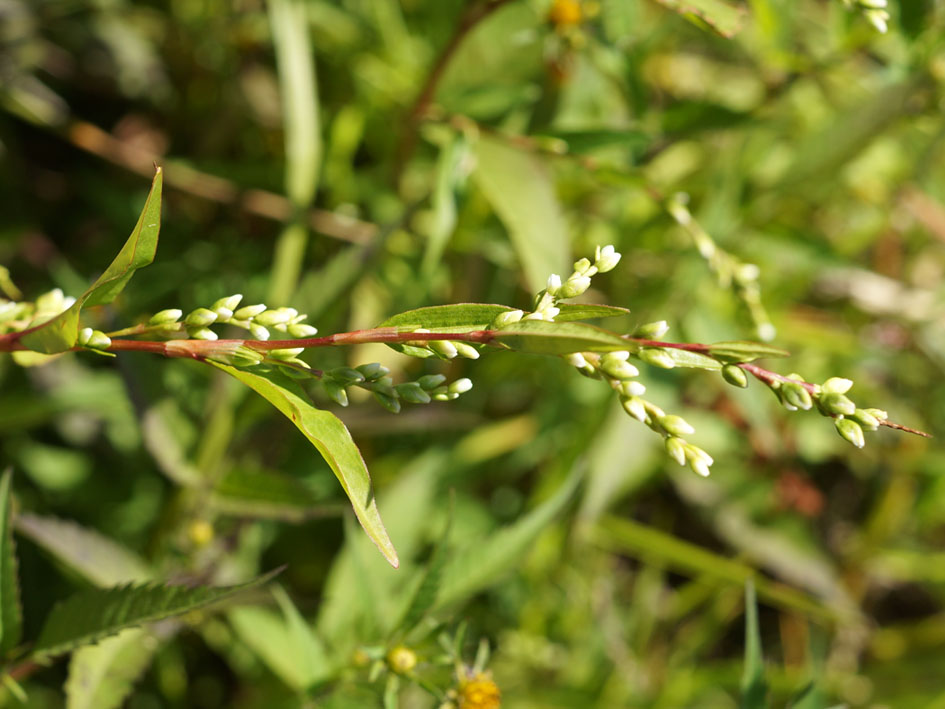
<box><xmin>638</xmin><ymin>348</ymin><xmax>676</xmax><ymax>369</ymax></box>
<box><xmin>234</xmin><ymin>304</ymin><xmax>268</xmax><ymax>320</ymax></box>
<box><xmin>432</xmin><ymin>390</ymin><xmax>458</xmax><ymax>401</ymax></box>
<box><xmin>632</xmin><ymin>320</ymin><xmax>670</xmax><ymax>339</ymax></box>
<box><xmin>851</xmin><ymin>408</ymin><xmax>880</xmax><ymax>431</ymax></box>
<box><xmin>368</xmin><ymin>376</ymin><xmax>396</xmax><ymax>398</ymax></box>
<box><xmin>387</xmin><ymin>645</ymin><xmax>418</xmax><ymax>674</ymax></box>
<box><xmin>373</xmin><ymin>391</ymin><xmax>401</xmax><ymax>414</ymax></box>
<box><xmin>396</xmin><ymin>382</ymin><xmax>432</xmax><ymax>404</ymax></box>
<box><xmin>453</xmin><ymin>342</ymin><xmax>480</xmax><ymax>360</ymax></box>
<box><xmin>820</xmin><ymin>392</ymin><xmax>856</xmax><ymax>417</ymax></box>
<box><xmin>269</xmin><ymin>347</ymin><xmax>305</xmax><ymax>361</ymax></box>
<box><xmin>81</xmin><ymin>328</ymin><xmax>113</xmax><ymax>349</ymax></box>
<box><xmin>249</xmin><ymin>323</ymin><xmax>270</xmax><ymax>341</ymax></box>
<box><xmin>781</xmin><ymin>381</ymin><xmax>813</xmax><ymax>411</ymax></box>
<box><xmin>594</xmin><ymin>245</ymin><xmax>621</xmax><ymax>273</ymax></box>
<box><xmin>621</xmin><ymin>396</ymin><xmax>647</xmax><ymax>422</ymax></box>
<box><xmin>228</xmin><ymin>346</ymin><xmax>265</xmax><ymax>367</ymax></box>
<box><xmin>618</xmin><ymin>380</ymin><xmax>646</xmax><ymax>397</ymax></box>
<box><xmin>687</xmin><ymin>454</ymin><xmax>711</xmax><ymax>477</ymax></box>
<box><xmin>863</xmin><ymin>408</ymin><xmax>888</xmax><ymax>422</ymax></box>
<box><xmin>660</xmin><ymin>414</ymin><xmax>695</xmax><ymax>437</ymax></box>
<box><xmin>565</xmin><ymin>352</ymin><xmax>590</xmax><ymax>369</ymax></box>
<box><xmin>835</xmin><ymin>417</ymin><xmax>865</xmax><ymax>448</ymax></box>
<box><xmin>418</xmin><ymin>374</ymin><xmax>447</xmax><ymax>390</ymax></box>
<box><xmin>329</xmin><ymin>367</ymin><xmax>365</xmax><ymax>386</ymax></box>
<box><xmin>665</xmin><ymin>436</ymin><xmax>687</xmax><ymax>466</ymax></box>
<box><xmin>254</xmin><ymin>307</ymin><xmax>297</xmax><ymax>327</ymax></box>
<box><xmin>572</xmin><ymin>257</ymin><xmax>592</xmax><ymax>275</ymax></box>
<box><xmin>600</xmin><ymin>352</ymin><xmax>640</xmax><ymax>380</ymax></box>
<box><xmin>188</xmin><ymin>327</ymin><xmax>218</xmax><ymax>341</ymax></box>
<box><xmin>429</xmin><ymin>340</ymin><xmax>458</xmax><ymax>359</ymax></box>
<box><xmin>558</xmin><ymin>275</ymin><xmax>592</xmax><ymax>299</ymax></box>
<box><xmin>287</xmin><ymin>323</ymin><xmax>318</xmax><ymax>338</ymax></box>
<box><xmin>149</xmin><ymin>308</ymin><xmax>183</xmax><ymax>325</ymax></box>
<box><xmin>684</xmin><ymin>442</ymin><xmax>714</xmax><ymax>468</ymax></box>
<box><xmin>491</xmin><ymin>309</ymin><xmax>524</xmax><ymax>328</ymax></box>
<box><xmin>448</xmin><ymin>378</ymin><xmax>473</xmax><ymax>395</ymax></box>
<box><xmin>721</xmin><ymin>364</ymin><xmax>748</xmax><ymax>388</ymax></box>
<box><xmin>324</xmin><ymin>379</ymin><xmax>349</xmax><ymax>407</ymax></box>
<box><xmin>356</xmin><ymin>362</ymin><xmax>389</xmax><ymax>381</ymax></box>
<box><xmin>211</xmin><ymin>294</ymin><xmax>243</xmax><ymax>319</ymax></box>
<box><xmin>822</xmin><ymin>377</ymin><xmax>853</xmax><ymax>395</ymax></box>
<box><xmin>184</xmin><ymin>308</ymin><xmax>218</xmax><ymax>327</ymax></box>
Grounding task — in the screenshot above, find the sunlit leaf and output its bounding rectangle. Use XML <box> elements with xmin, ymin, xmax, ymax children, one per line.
<box><xmin>651</xmin><ymin>0</ymin><xmax>747</xmax><ymax>38</ymax></box>
<box><xmin>20</xmin><ymin>168</ymin><xmax>163</xmax><ymax>354</ymax></box>
<box><xmin>65</xmin><ymin>628</ymin><xmax>160</xmax><ymax>709</ymax></box>
<box><xmin>210</xmin><ymin>363</ymin><xmax>398</xmax><ymax>568</ymax></box>
<box><xmin>708</xmin><ymin>341</ymin><xmax>790</xmax><ymax>364</ymax></box>
<box><xmin>492</xmin><ymin>320</ymin><xmax>630</xmax><ymax>354</ymax></box>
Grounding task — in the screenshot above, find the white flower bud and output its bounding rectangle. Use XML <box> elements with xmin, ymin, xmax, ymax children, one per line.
<box><xmin>660</xmin><ymin>414</ymin><xmax>695</xmax><ymax>437</ymax></box>
<box><xmin>448</xmin><ymin>378</ymin><xmax>473</xmax><ymax>395</ymax></box>
<box><xmin>453</xmin><ymin>342</ymin><xmax>480</xmax><ymax>360</ymax></box>
<box><xmin>822</xmin><ymin>377</ymin><xmax>854</xmax><ymax>395</ymax></box>
<box><xmin>558</xmin><ymin>275</ymin><xmax>592</xmax><ymax>299</ymax></box>
<box><xmin>188</xmin><ymin>327</ymin><xmax>218</xmax><ymax>341</ymax></box>
<box><xmin>546</xmin><ymin>274</ymin><xmax>562</xmax><ymax>296</ymax></box>
<box><xmin>491</xmin><ymin>310</ymin><xmax>524</xmax><ymax>328</ymax></box>
<box><xmin>288</xmin><ymin>323</ymin><xmax>318</xmax><ymax>338</ymax></box>
<box><xmin>249</xmin><ymin>323</ymin><xmax>270</xmax><ymax>340</ymax></box>
<box><xmin>234</xmin><ymin>304</ymin><xmax>268</xmax><ymax>320</ymax></box>
<box><xmin>184</xmin><ymin>308</ymin><xmax>218</xmax><ymax>327</ymax></box>
<box><xmin>429</xmin><ymin>340</ymin><xmax>458</xmax><ymax>359</ymax></box>
<box><xmin>665</xmin><ymin>436</ymin><xmax>687</xmax><ymax>466</ymax></box>
<box><xmin>594</xmin><ymin>245</ymin><xmax>622</xmax><ymax>273</ymax></box>
<box><xmin>149</xmin><ymin>309</ymin><xmax>183</xmax><ymax>325</ymax></box>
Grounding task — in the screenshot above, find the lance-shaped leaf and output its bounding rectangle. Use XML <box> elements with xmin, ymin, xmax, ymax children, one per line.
<box><xmin>209</xmin><ymin>363</ymin><xmax>398</xmax><ymax>568</ymax></box>
<box><xmin>20</xmin><ymin>168</ymin><xmax>163</xmax><ymax>354</ymax></box>
<box><xmin>31</xmin><ymin>568</ymin><xmax>281</xmax><ymax>661</ymax></box>
<box><xmin>708</xmin><ymin>341</ymin><xmax>790</xmax><ymax>364</ymax></box>
<box><xmin>379</xmin><ymin>303</ymin><xmax>514</xmax><ymax>332</ymax></box>
<box><xmin>741</xmin><ymin>580</ymin><xmax>768</xmax><ymax>708</ymax></box>
<box><xmin>491</xmin><ymin>320</ymin><xmax>630</xmax><ymax>355</ymax></box>
<box><xmin>651</xmin><ymin>0</ymin><xmax>746</xmax><ymax>38</ymax></box>
<box><xmin>554</xmin><ymin>304</ymin><xmax>630</xmax><ymax>322</ymax></box>
<box><xmin>0</xmin><ymin>469</ymin><xmax>22</xmax><ymax>655</ymax></box>
<box><xmin>65</xmin><ymin>628</ymin><xmax>160</xmax><ymax>709</ymax></box>
<box><xmin>656</xmin><ymin>347</ymin><xmax>724</xmax><ymax>370</ymax></box>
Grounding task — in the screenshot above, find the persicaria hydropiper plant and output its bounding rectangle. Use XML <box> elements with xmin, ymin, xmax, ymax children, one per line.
<box><xmin>0</xmin><ymin>168</ymin><xmax>929</xmax><ymax>566</ymax></box>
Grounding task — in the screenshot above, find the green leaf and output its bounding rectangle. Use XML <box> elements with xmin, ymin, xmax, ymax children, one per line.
<box><xmin>20</xmin><ymin>168</ymin><xmax>163</xmax><ymax>354</ymax></box>
<box><xmin>740</xmin><ymin>580</ymin><xmax>768</xmax><ymax>709</ymax></box>
<box><xmin>659</xmin><ymin>347</ymin><xmax>724</xmax><ymax>370</ymax></box>
<box><xmin>707</xmin><ymin>341</ymin><xmax>790</xmax><ymax>364</ymax></box>
<box><xmin>436</xmin><ymin>468</ymin><xmax>581</xmax><ymax>610</ymax></box>
<box><xmin>65</xmin><ymin>628</ymin><xmax>161</xmax><ymax>709</ymax></box>
<box><xmin>210</xmin><ymin>467</ymin><xmax>331</xmax><ymax>522</ymax></box>
<box><xmin>554</xmin><ymin>304</ymin><xmax>630</xmax><ymax>322</ymax></box>
<box><xmin>472</xmin><ymin>134</ymin><xmax>569</xmax><ymax>292</ymax></box>
<box><xmin>651</xmin><ymin>0</ymin><xmax>747</xmax><ymax>38</ymax></box>
<box><xmin>536</xmin><ymin>128</ymin><xmax>650</xmax><ymax>155</ymax></box>
<box><xmin>272</xmin><ymin>585</ymin><xmax>330</xmax><ymax>688</ymax></box>
<box><xmin>209</xmin><ymin>363</ymin><xmax>399</xmax><ymax>568</ymax></box>
<box><xmin>16</xmin><ymin>514</ymin><xmax>152</xmax><ymax>587</ymax></box>
<box><xmin>379</xmin><ymin>303</ymin><xmax>514</xmax><ymax>331</ymax></box>
<box><xmin>422</xmin><ymin>134</ymin><xmax>469</xmax><ymax>274</ymax></box>
<box><xmin>492</xmin><ymin>320</ymin><xmax>630</xmax><ymax>355</ymax></box>
<box><xmin>31</xmin><ymin>568</ymin><xmax>281</xmax><ymax>661</ymax></box>
<box><xmin>0</xmin><ymin>469</ymin><xmax>22</xmax><ymax>655</ymax></box>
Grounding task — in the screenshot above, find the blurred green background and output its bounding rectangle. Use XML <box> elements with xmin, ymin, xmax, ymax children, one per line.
<box><xmin>2</xmin><ymin>0</ymin><xmax>945</xmax><ymax>706</ymax></box>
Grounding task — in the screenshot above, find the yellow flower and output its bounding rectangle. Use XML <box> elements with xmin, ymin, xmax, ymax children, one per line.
<box><xmin>458</xmin><ymin>671</ymin><xmax>501</xmax><ymax>709</ymax></box>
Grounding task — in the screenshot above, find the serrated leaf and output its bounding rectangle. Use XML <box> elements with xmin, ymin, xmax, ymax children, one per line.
<box><xmin>20</xmin><ymin>168</ymin><xmax>163</xmax><ymax>354</ymax></box>
<box><xmin>651</xmin><ymin>0</ymin><xmax>747</xmax><ymax>38</ymax></box>
<box><xmin>473</xmin><ymin>134</ymin><xmax>569</xmax><ymax>292</ymax></box>
<box><xmin>65</xmin><ymin>628</ymin><xmax>160</xmax><ymax>709</ymax></box>
<box><xmin>492</xmin><ymin>320</ymin><xmax>630</xmax><ymax>355</ymax></box>
<box><xmin>554</xmin><ymin>304</ymin><xmax>630</xmax><ymax>322</ymax></box>
<box><xmin>16</xmin><ymin>514</ymin><xmax>152</xmax><ymax>587</ymax></box>
<box><xmin>210</xmin><ymin>467</ymin><xmax>329</xmax><ymax>522</ymax></box>
<box><xmin>209</xmin><ymin>363</ymin><xmax>398</xmax><ymax>568</ymax></box>
<box><xmin>741</xmin><ymin>580</ymin><xmax>768</xmax><ymax>709</ymax></box>
<box><xmin>708</xmin><ymin>341</ymin><xmax>790</xmax><ymax>364</ymax></box>
<box><xmin>31</xmin><ymin>568</ymin><xmax>281</xmax><ymax>661</ymax></box>
<box><xmin>436</xmin><ymin>468</ymin><xmax>581</xmax><ymax>610</ymax></box>
<box><xmin>0</xmin><ymin>469</ymin><xmax>22</xmax><ymax>655</ymax></box>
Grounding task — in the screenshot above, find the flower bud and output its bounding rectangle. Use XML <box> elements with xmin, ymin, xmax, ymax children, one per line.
<box><xmin>594</xmin><ymin>245</ymin><xmax>621</xmax><ymax>273</ymax></box>
<box><xmin>572</xmin><ymin>257</ymin><xmax>593</xmax><ymax>275</ymax></box>
<box><xmin>429</xmin><ymin>340</ymin><xmax>458</xmax><ymax>359</ymax></box>
<box><xmin>254</xmin><ymin>307</ymin><xmax>297</xmax><ymax>326</ymax></box>
<box><xmin>269</xmin><ymin>347</ymin><xmax>305</xmax><ymax>361</ymax></box>
<box><xmin>184</xmin><ymin>308</ymin><xmax>218</xmax><ymax>327</ymax></box>
<box><xmin>601</xmin><ymin>359</ymin><xmax>640</xmax><ymax>380</ymax></box>
<box><xmin>396</xmin><ymin>382</ymin><xmax>432</xmax><ymax>404</ymax></box>
<box><xmin>660</xmin><ymin>414</ymin><xmax>695</xmax><ymax>437</ymax></box>
<box><xmin>449</xmin><ymin>378</ymin><xmax>473</xmax><ymax>395</ymax></box>
<box><xmin>80</xmin><ymin>328</ymin><xmax>112</xmax><ymax>349</ymax></box>
<box><xmin>324</xmin><ymin>379</ymin><xmax>349</xmax><ymax>407</ymax></box>
<box><xmin>211</xmin><ymin>294</ymin><xmax>243</xmax><ymax>320</ymax></box>
<box><xmin>288</xmin><ymin>323</ymin><xmax>318</xmax><ymax>338</ymax></box>
<box><xmin>665</xmin><ymin>436</ymin><xmax>687</xmax><ymax>466</ymax></box>
<box><xmin>558</xmin><ymin>275</ymin><xmax>591</xmax><ymax>299</ymax></box>
<box><xmin>618</xmin><ymin>380</ymin><xmax>646</xmax><ymax>397</ymax></box>
<box><xmin>249</xmin><ymin>323</ymin><xmax>270</xmax><ymax>341</ymax></box>
<box><xmin>149</xmin><ymin>308</ymin><xmax>183</xmax><ymax>325</ymax></box>
<box><xmin>822</xmin><ymin>377</ymin><xmax>853</xmax><ymax>395</ymax></box>
<box><xmin>851</xmin><ymin>408</ymin><xmax>880</xmax><ymax>431</ymax></box>
<box><xmin>565</xmin><ymin>353</ymin><xmax>589</xmax><ymax>369</ymax></box>
<box><xmin>188</xmin><ymin>327</ymin><xmax>218</xmax><ymax>341</ymax></box>
<box><xmin>863</xmin><ymin>408</ymin><xmax>888</xmax><ymax>422</ymax></box>
<box><xmin>638</xmin><ymin>348</ymin><xmax>675</xmax><ymax>369</ymax></box>
<box><xmin>491</xmin><ymin>309</ymin><xmax>524</xmax><ymax>328</ymax></box>
<box><xmin>687</xmin><ymin>455</ymin><xmax>711</xmax><ymax>477</ymax></box>
<box><xmin>835</xmin><ymin>417</ymin><xmax>865</xmax><ymax>448</ymax></box>
<box><xmin>418</xmin><ymin>374</ymin><xmax>447</xmax><ymax>390</ymax></box>
<box><xmin>780</xmin><ymin>381</ymin><xmax>813</xmax><ymax>411</ymax></box>
<box><xmin>820</xmin><ymin>392</ymin><xmax>856</xmax><ymax>417</ymax></box>
<box><xmin>329</xmin><ymin>367</ymin><xmax>365</xmax><ymax>386</ymax></box>
<box><xmin>721</xmin><ymin>364</ymin><xmax>748</xmax><ymax>388</ymax></box>
<box><xmin>621</xmin><ymin>396</ymin><xmax>647</xmax><ymax>422</ymax></box>
<box><xmin>546</xmin><ymin>273</ymin><xmax>562</xmax><ymax>296</ymax></box>
<box><xmin>374</xmin><ymin>391</ymin><xmax>401</xmax><ymax>414</ymax></box>
<box><xmin>632</xmin><ymin>320</ymin><xmax>670</xmax><ymax>339</ymax></box>
<box><xmin>357</xmin><ymin>362</ymin><xmax>390</xmax><ymax>381</ymax></box>
<box><xmin>453</xmin><ymin>342</ymin><xmax>480</xmax><ymax>360</ymax></box>
<box><xmin>234</xmin><ymin>304</ymin><xmax>268</xmax><ymax>320</ymax></box>
<box><xmin>387</xmin><ymin>645</ymin><xmax>418</xmax><ymax>674</ymax></box>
